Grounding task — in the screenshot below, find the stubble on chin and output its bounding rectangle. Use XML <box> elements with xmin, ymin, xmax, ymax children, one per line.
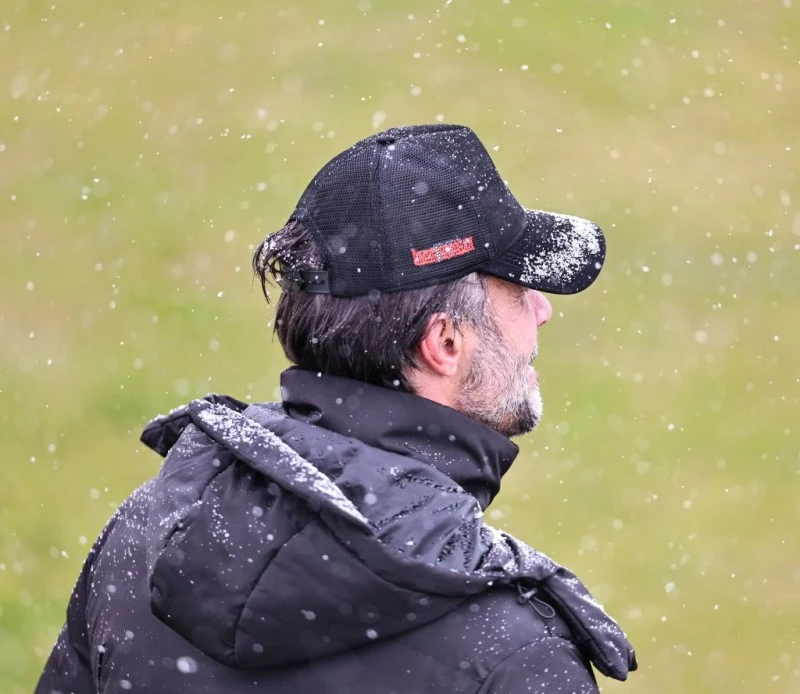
<box><xmin>529</xmin><ymin>383</ymin><xmax>543</xmax><ymax>423</ymax></box>
<box><xmin>458</xmin><ymin>350</ymin><xmax>543</xmax><ymax>439</ymax></box>
<box><xmin>500</xmin><ymin>376</ymin><xmax>542</xmax><ymax>439</ymax></box>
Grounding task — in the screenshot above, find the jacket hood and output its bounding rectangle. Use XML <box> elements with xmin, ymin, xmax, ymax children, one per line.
<box><xmin>141</xmin><ymin>393</ymin><xmax>637</xmax><ymax>681</ymax></box>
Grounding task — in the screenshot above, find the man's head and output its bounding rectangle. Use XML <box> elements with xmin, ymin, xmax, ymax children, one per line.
<box><xmin>253</xmin><ymin>124</ymin><xmax>604</xmax><ymax>437</ymax></box>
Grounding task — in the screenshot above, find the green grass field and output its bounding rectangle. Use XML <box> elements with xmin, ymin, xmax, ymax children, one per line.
<box><xmin>1</xmin><ymin>1</ymin><xmax>798</xmax><ymax>691</ymax></box>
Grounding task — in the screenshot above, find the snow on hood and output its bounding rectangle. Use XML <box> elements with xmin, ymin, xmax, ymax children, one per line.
<box><xmin>140</xmin><ymin>397</ymin><xmax>637</xmax><ymax>680</ymax></box>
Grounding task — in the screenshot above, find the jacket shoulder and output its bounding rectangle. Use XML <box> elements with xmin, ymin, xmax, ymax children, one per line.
<box><xmin>476</xmin><ymin>636</ymin><xmax>598</xmax><ymax>693</ymax></box>
<box><xmin>395</xmin><ymin>585</ymin><xmax>593</xmax><ymax>688</ymax></box>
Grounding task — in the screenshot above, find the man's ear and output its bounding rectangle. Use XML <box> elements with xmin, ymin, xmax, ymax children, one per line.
<box><xmin>416</xmin><ymin>313</ymin><xmax>463</xmax><ymax>377</ymax></box>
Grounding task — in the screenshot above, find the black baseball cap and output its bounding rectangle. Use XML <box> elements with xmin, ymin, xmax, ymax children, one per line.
<box><xmin>287</xmin><ymin>124</ymin><xmax>605</xmax><ymax>297</ymax></box>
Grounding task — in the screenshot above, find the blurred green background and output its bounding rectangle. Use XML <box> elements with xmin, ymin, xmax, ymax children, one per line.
<box><xmin>1</xmin><ymin>0</ymin><xmax>798</xmax><ymax>691</ymax></box>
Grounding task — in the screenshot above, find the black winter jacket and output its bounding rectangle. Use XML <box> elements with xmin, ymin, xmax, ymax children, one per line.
<box><xmin>37</xmin><ymin>369</ymin><xmax>636</xmax><ymax>693</ymax></box>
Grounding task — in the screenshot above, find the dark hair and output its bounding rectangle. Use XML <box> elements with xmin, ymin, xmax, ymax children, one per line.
<box><xmin>253</xmin><ymin>222</ymin><xmax>488</xmax><ymax>392</ymax></box>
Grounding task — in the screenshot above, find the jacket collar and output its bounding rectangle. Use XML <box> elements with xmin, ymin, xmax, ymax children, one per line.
<box><xmin>279</xmin><ymin>368</ymin><xmax>519</xmax><ymax>509</ymax></box>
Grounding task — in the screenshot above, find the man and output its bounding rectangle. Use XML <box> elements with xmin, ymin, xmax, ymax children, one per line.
<box><xmin>37</xmin><ymin>124</ymin><xmax>636</xmax><ymax>693</ymax></box>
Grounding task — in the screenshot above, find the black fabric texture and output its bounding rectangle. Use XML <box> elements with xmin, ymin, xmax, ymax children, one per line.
<box><xmin>481</xmin><ymin>208</ymin><xmax>606</xmax><ymax>295</ymax></box>
<box><xmin>286</xmin><ymin>124</ymin><xmax>607</xmax><ymax>297</ymax></box>
<box><xmin>278</xmin><ymin>367</ymin><xmax>518</xmax><ymax>510</ymax></box>
<box><xmin>36</xmin><ymin>370</ymin><xmax>636</xmax><ymax>693</ymax></box>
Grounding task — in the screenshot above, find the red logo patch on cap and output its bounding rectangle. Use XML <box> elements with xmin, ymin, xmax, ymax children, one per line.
<box><xmin>411</xmin><ymin>236</ymin><xmax>475</xmax><ymax>266</ymax></box>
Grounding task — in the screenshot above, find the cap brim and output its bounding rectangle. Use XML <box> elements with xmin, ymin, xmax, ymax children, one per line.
<box><xmin>481</xmin><ymin>208</ymin><xmax>606</xmax><ymax>295</ymax></box>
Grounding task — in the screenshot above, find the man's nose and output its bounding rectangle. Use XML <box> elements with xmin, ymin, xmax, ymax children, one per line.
<box><xmin>532</xmin><ymin>291</ymin><xmax>553</xmax><ymax>326</ymax></box>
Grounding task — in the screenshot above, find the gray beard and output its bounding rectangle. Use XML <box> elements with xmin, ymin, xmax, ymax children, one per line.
<box><xmin>456</xmin><ymin>334</ymin><xmax>542</xmax><ymax>438</ymax></box>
